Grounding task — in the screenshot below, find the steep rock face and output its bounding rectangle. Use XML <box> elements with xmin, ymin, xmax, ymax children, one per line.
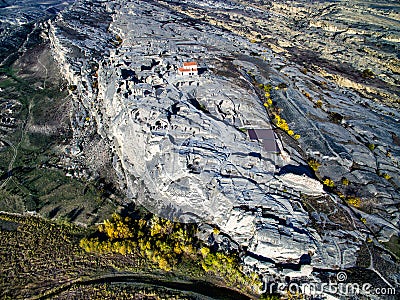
<box><xmin>47</xmin><ymin>0</ymin><xmax>399</xmax><ymax>288</ymax></box>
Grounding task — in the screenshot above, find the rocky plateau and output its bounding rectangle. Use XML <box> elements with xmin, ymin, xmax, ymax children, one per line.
<box><xmin>1</xmin><ymin>0</ymin><xmax>399</xmax><ymax>297</ymax></box>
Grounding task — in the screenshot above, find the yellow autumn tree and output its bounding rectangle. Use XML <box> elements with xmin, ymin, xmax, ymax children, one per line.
<box><xmin>98</xmin><ymin>213</ymin><xmax>133</xmax><ymax>240</ymax></box>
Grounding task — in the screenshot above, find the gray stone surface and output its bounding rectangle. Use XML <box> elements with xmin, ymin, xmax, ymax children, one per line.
<box><xmin>46</xmin><ymin>0</ymin><xmax>399</xmax><ymax>291</ymax></box>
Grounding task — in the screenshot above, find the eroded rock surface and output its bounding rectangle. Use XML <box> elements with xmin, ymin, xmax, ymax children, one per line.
<box><xmin>47</xmin><ymin>0</ymin><xmax>400</xmax><ymax>291</ymax></box>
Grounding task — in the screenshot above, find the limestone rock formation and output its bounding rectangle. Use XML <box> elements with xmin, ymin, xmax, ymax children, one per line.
<box><xmin>45</xmin><ymin>0</ymin><xmax>400</xmax><ymax>292</ymax></box>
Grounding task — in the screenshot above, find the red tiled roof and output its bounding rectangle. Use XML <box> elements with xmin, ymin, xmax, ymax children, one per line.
<box><xmin>183</xmin><ymin>61</ymin><xmax>197</xmax><ymax>67</ymax></box>
<box><xmin>178</xmin><ymin>68</ymin><xmax>193</xmax><ymax>72</ymax></box>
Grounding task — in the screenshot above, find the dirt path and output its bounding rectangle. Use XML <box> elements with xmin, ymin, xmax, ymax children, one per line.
<box><xmin>31</xmin><ymin>272</ymin><xmax>253</xmax><ymax>300</ymax></box>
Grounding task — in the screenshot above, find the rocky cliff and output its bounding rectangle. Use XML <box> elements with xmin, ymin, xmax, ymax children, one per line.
<box><xmin>47</xmin><ymin>0</ymin><xmax>400</xmax><ymax>293</ymax></box>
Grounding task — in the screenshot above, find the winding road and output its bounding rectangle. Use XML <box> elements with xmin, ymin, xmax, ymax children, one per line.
<box><xmin>31</xmin><ymin>272</ymin><xmax>254</xmax><ymax>300</ymax></box>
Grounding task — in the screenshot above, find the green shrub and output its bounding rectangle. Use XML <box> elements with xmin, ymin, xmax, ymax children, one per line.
<box><xmin>323</xmin><ymin>178</ymin><xmax>334</xmax><ymax>188</ymax></box>
<box><xmin>362</xmin><ymin>69</ymin><xmax>374</xmax><ymax>78</ymax></box>
<box><xmin>308</xmin><ymin>159</ymin><xmax>321</xmax><ymax>172</ymax></box>
<box><xmin>277</xmin><ymin>83</ymin><xmax>288</xmax><ymax>89</ymax></box>
<box><xmin>315</xmin><ymin>100</ymin><xmax>323</xmax><ymax>108</ymax></box>
<box><xmin>346</xmin><ymin>197</ymin><xmax>361</xmax><ymax>207</ymax></box>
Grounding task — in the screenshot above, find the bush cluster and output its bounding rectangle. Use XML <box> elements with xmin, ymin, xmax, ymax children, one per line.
<box><xmin>80</xmin><ymin>214</ymin><xmax>262</xmax><ymax>291</ymax></box>
<box><xmin>308</xmin><ymin>159</ymin><xmax>321</xmax><ymax>172</ymax></box>
<box><xmin>80</xmin><ymin>214</ymin><xmax>197</xmax><ymax>271</ymax></box>
<box><xmin>257</xmin><ymin>83</ymin><xmax>300</xmax><ymax>140</ymax></box>
<box><xmin>323</xmin><ymin>178</ymin><xmax>335</xmax><ymax>188</ymax></box>
<box><xmin>346</xmin><ymin>197</ymin><xmax>361</xmax><ymax>208</ymax></box>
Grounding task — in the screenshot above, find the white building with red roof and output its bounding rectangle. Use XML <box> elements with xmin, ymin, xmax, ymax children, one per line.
<box><xmin>178</xmin><ymin>61</ymin><xmax>198</xmax><ymax>76</ymax></box>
